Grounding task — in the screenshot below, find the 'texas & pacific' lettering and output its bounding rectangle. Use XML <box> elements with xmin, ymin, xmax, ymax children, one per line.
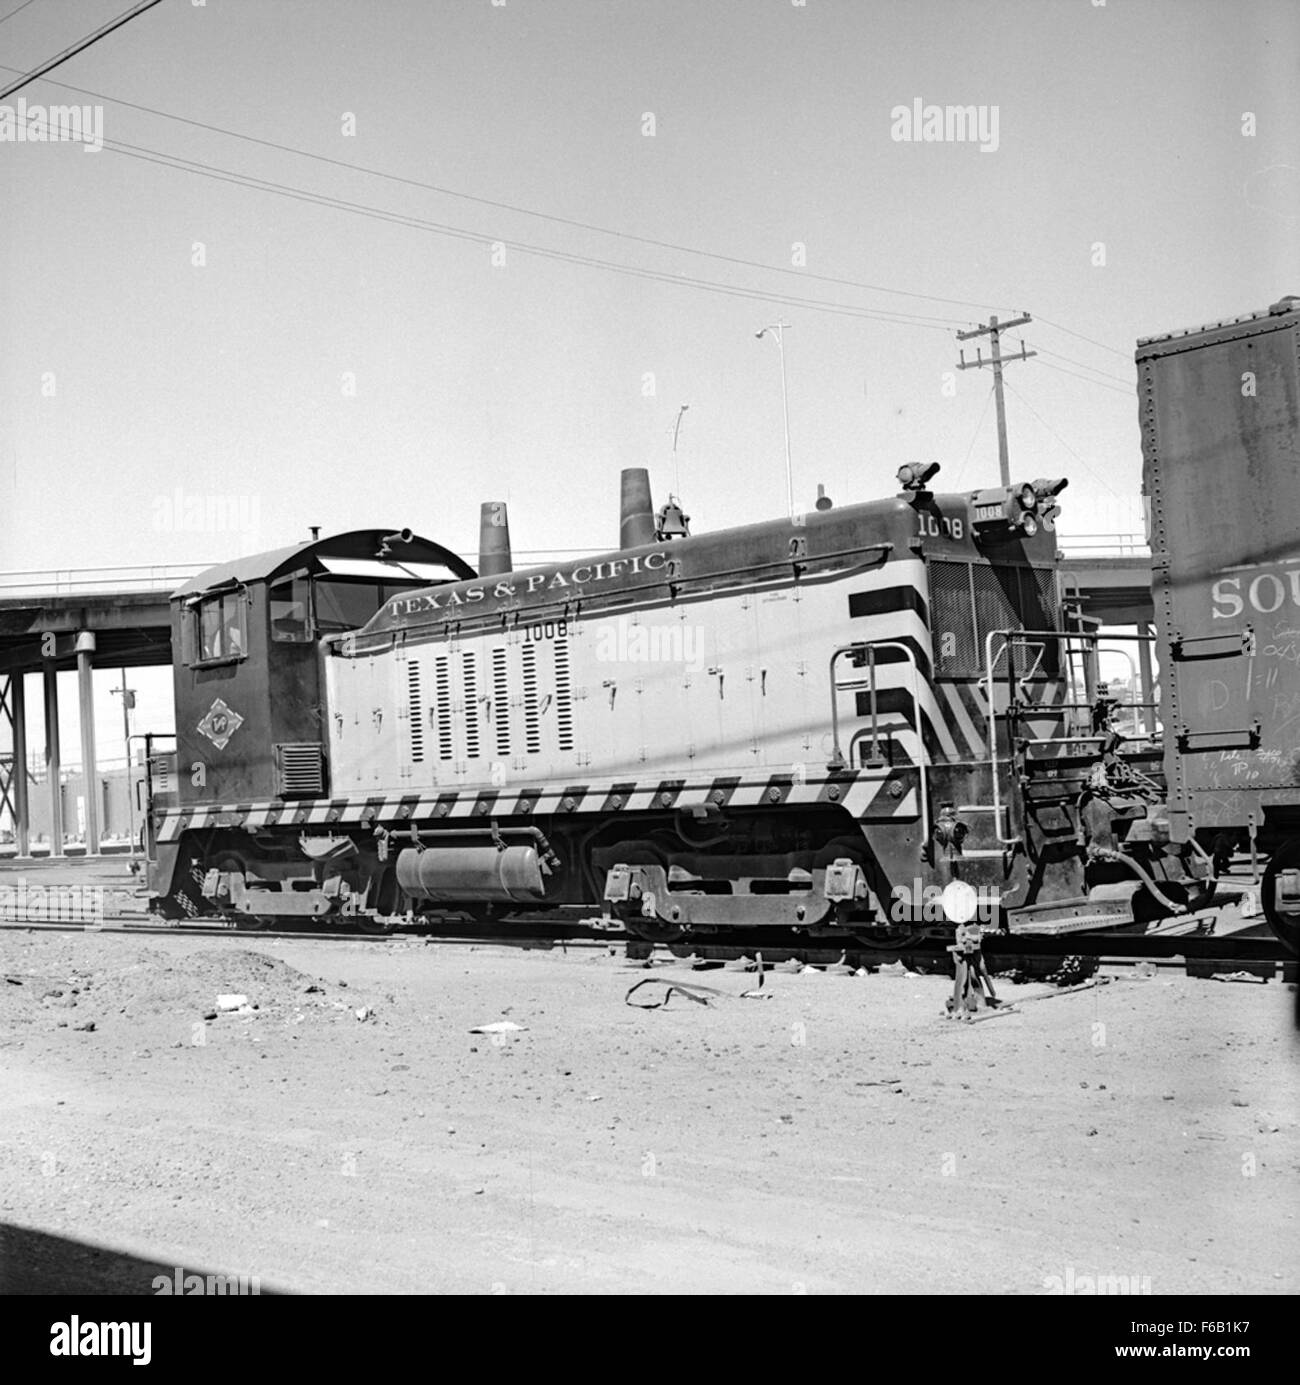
<box><xmin>386</xmin><ymin>549</ymin><xmax>671</xmax><ymax>619</ymax></box>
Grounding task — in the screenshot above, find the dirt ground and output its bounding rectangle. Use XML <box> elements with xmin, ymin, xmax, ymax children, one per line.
<box><xmin>1</xmin><ymin>929</ymin><xmax>1296</xmax><ymax>1295</ymax></box>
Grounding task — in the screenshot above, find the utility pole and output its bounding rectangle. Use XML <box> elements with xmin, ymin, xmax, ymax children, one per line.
<box><xmin>955</xmin><ymin>314</ymin><xmax>1036</xmax><ymax>487</ymax></box>
<box><xmin>110</xmin><ymin>671</ymin><xmax>136</xmax><ymax>850</ymax></box>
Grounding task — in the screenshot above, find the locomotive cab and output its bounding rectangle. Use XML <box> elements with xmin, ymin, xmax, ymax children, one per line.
<box><xmin>168</xmin><ymin>530</ymin><xmax>473</xmax><ymax>808</ymax></box>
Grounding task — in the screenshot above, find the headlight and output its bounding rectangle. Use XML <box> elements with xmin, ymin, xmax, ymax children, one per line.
<box><xmin>1016</xmin><ymin>482</ymin><xmax>1038</xmax><ymax>512</ymax></box>
<box><xmin>1020</xmin><ymin>512</ymin><xmax>1039</xmax><ymax>537</ymax></box>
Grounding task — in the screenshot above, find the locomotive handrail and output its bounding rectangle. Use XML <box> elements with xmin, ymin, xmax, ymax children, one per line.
<box><xmin>828</xmin><ymin>639</ymin><xmax>929</xmax><ymax>848</ymax></box>
<box><xmin>983</xmin><ymin>626</ymin><xmax>1162</xmax><ymax>846</ymax></box>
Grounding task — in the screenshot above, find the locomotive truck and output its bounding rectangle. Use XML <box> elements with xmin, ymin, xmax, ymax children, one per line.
<box><xmin>1139</xmin><ymin>292</ymin><xmax>1300</xmax><ymax>952</ymax></box>
<box><xmin>144</xmin><ymin>459</ymin><xmax>1211</xmax><ymax>948</ymax></box>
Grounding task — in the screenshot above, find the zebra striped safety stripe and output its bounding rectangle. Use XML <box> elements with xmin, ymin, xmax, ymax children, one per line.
<box><xmin>153</xmin><ymin>769</ymin><xmax>919</xmax><ymax>842</ymax></box>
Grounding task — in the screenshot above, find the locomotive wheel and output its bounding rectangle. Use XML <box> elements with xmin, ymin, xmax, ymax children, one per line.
<box><xmin>1261</xmin><ymin>839</ymin><xmax>1300</xmax><ymax>955</ymax></box>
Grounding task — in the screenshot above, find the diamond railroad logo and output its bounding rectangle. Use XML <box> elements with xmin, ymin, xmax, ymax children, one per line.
<box><xmin>197</xmin><ymin>698</ymin><xmax>244</xmax><ymax>751</ymax></box>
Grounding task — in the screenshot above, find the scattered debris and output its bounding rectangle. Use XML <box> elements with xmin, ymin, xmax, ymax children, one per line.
<box><xmin>1133</xmin><ymin>962</ymin><xmax>1158</xmax><ymax>979</ymax></box>
<box><xmin>855</xmin><ymin>1078</ymin><xmax>902</xmax><ymax>1088</ymax></box>
<box><xmin>354</xmin><ymin>1006</ymin><xmax>376</xmax><ymax>1022</ymax></box>
<box><xmin>1211</xmin><ymin>971</ymin><xmax>1266</xmax><ymax>984</ymax></box>
<box><xmin>73</xmin><ymin>1021</ymin><xmax>96</xmax><ymax>1033</ymax></box>
<box><xmin>624</xmin><ymin>978</ymin><xmax>726</xmax><ymax>1009</ymax></box>
<box><xmin>216</xmin><ymin>994</ymin><xmax>249</xmax><ymax>1012</ymax></box>
<box><xmin>468</xmin><ymin>1020</ymin><xmax>527</xmax><ymax>1034</ymax></box>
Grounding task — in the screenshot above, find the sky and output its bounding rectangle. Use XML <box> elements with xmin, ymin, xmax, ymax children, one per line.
<box><xmin>2</xmin><ymin>0</ymin><xmax>1299</xmax><ymax>769</ymax></box>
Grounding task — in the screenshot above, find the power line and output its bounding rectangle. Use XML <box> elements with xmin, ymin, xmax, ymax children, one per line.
<box><xmin>0</xmin><ymin>0</ymin><xmax>41</xmax><ymax>28</ymax></box>
<box><xmin>89</xmin><ymin>133</ymin><xmax>971</xmax><ymax>330</ymax></box>
<box><xmin>0</xmin><ymin>62</ymin><xmax>1011</xmax><ymax>322</ymax></box>
<box><xmin>1025</xmin><ymin>342</ymin><xmax>1132</xmax><ymax>388</ymax></box>
<box><xmin>1003</xmin><ymin>379</ymin><xmax>1121</xmax><ymax>495</ymax></box>
<box><xmin>1034</xmin><ymin>314</ymin><xmax>1131</xmax><ymax>362</ymax></box>
<box><xmin>1033</xmin><ymin>357</ymin><xmax>1132</xmax><ymax>397</ymax></box>
<box><xmin>952</xmin><ymin>382</ymin><xmax>996</xmax><ymax>489</ymax></box>
<box><xmin>0</xmin><ymin>0</ymin><xmax>165</xmax><ymax>103</ymax></box>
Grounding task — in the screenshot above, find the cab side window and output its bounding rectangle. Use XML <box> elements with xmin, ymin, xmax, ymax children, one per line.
<box><xmin>194</xmin><ymin>589</ymin><xmax>247</xmax><ymax>663</ymax></box>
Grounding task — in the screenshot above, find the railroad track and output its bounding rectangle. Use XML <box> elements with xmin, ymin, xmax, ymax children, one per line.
<box><xmin>2</xmin><ymin>912</ymin><xmax>1293</xmax><ymax>980</ymax></box>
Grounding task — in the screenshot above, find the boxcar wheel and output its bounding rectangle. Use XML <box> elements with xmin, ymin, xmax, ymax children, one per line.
<box><xmin>1262</xmin><ymin>840</ymin><xmax>1300</xmax><ymax>955</ymax></box>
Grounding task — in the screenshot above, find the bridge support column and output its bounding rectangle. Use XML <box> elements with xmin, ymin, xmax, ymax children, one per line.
<box><xmin>11</xmin><ymin>673</ymin><xmax>29</xmax><ymax>856</ymax></box>
<box><xmin>76</xmin><ymin>632</ymin><xmax>100</xmax><ymax>855</ymax></box>
<box><xmin>43</xmin><ymin>663</ymin><xmax>63</xmax><ymax>857</ymax></box>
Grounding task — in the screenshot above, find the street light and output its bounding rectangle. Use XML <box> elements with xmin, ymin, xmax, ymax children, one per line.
<box><xmin>756</xmin><ymin>322</ymin><xmax>794</xmax><ymax>518</ymax></box>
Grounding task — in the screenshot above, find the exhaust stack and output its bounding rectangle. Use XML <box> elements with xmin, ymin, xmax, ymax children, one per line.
<box><xmin>478</xmin><ymin>501</ymin><xmax>513</xmax><ymax>577</ymax></box>
<box><xmin>619</xmin><ymin>468</ymin><xmax>656</xmax><ymax>549</ymax></box>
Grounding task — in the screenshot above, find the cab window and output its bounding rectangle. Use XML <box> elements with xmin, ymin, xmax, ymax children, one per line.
<box><xmin>269</xmin><ymin>573</ymin><xmax>311</xmax><ymax>642</ymax></box>
<box><xmin>312</xmin><ymin>579</ymin><xmax>430</xmax><ymax>634</ymax></box>
<box><xmin>194</xmin><ymin>589</ymin><xmax>247</xmax><ymax>663</ymax></box>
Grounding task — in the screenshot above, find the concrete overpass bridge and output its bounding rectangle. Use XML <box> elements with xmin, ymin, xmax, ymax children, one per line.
<box><xmin>0</xmin><ymin>563</ymin><xmax>205</xmax><ymax>858</ymax></box>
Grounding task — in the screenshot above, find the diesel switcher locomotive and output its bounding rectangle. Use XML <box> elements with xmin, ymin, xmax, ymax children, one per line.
<box><xmin>143</xmin><ymin>463</ymin><xmax>1212</xmax><ymax>947</ymax></box>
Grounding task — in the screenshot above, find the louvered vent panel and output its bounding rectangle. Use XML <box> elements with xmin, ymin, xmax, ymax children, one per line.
<box><xmin>434</xmin><ymin>656</ymin><xmax>453</xmax><ymax>760</ymax></box>
<box><xmin>407</xmin><ymin>660</ymin><xmax>424</xmax><ymax>762</ymax></box>
<box><xmin>553</xmin><ymin>637</ymin><xmax>575</xmax><ymax>751</ymax></box>
<box><xmin>492</xmin><ymin>647</ymin><xmax>511</xmax><ymax>756</ymax></box>
<box><xmin>275</xmin><ymin>742</ymin><xmax>325</xmax><ymax>797</ymax></box>
<box><xmin>462</xmin><ymin>651</ymin><xmax>481</xmax><ymax>758</ymax></box>
<box><xmin>521</xmin><ymin>644</ymin><xmax>541</xmax><ymax>754</ymax></box>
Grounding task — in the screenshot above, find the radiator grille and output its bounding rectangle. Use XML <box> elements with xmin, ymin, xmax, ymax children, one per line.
<box><xmin>928</xmin><ymin>561</ymin><xmax>978</xmax><ymax>676</ymax></box>
<box><xmin>929</xmin><ymin>559</ymin><xmax>1059</xmax><ymax>677</ymax></box>
<box><xmin>274</xmin><ymin>742</ymin><xmax>325</xmax><ymax>797</ymax></box>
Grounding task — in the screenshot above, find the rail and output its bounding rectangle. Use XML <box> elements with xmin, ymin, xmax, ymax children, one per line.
<box><xmin>0</xmin><ymin>563</ymin><xmax>212</xmax><ymax>599</ymax></box>
<box><xmin>1054</xmin><ymin>534</ymin><xmax>1150</xmax><ymax>557</ymax></box>
<box><xmin>828</xmin><ymin>639</ymin><xmax>930</xmax><ymax>848</ymax></box>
